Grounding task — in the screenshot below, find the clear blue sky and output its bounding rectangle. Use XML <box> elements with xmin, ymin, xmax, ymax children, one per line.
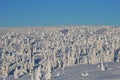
<box><xmin>0</xmin><ymin>0</ymin><xmax>120</xmax><ymax>27</ymax></box>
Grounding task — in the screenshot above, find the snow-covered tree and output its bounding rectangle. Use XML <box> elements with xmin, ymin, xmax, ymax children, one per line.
<box><xmin>14</xmin><ymin>67</ymin><xmax>18</xmax><ymax>79</ymax></box>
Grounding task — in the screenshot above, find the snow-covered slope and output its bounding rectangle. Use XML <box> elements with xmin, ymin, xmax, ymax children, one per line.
<box><xmin>52</xmin><ymin>62</ymin><xmax>120</xmax><ymax>80</ymax></box>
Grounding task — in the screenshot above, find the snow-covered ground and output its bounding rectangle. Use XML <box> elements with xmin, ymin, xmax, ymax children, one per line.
<box><xmin>52</xmin><ymin>62</ymin><xmax>120</xmax><ymax>80</ymax></box>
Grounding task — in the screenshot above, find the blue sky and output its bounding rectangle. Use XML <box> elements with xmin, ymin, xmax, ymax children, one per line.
<box><xmin>0</xmin><ymin>0</ymin><xmax>120</xmax><ymax>27</ymax></box>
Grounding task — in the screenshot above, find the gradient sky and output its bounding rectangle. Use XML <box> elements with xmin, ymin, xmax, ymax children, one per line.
<box><xmin>0</xmin><ymin>0</ymin><xmax>120</xmax><ymax>27</ymax></box>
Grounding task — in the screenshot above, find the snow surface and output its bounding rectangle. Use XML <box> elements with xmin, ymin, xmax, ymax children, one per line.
<box><xmin>52</xmin><ymin>62</ymin><xmax>120</xmax><ymax>80</ymax></box>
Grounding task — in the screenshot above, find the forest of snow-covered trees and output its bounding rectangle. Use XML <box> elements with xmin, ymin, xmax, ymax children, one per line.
<box><xmin>0</xmin><ymin>26</ymin><xmax>120</xmax><ymax>80</ymax></box>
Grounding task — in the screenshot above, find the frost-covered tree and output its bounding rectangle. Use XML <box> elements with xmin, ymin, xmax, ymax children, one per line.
<box><xmin>35</xmin><ymin>66</ymin><xmax>41</xmax><ymax>80</ymax></box>
<box><xmin>101</xmin><ymin>59</ymin><xmax>105</xmax><ymax>71</ymax></box>
<box><xmin>45</xmin><ymin>58</ymin><xmax>52</xmax><ymax>80</ymax></box>
<box><xmin>14</xmin><ymin>67</ymin><xmax>18</xmax><ymax>79</ymax></box>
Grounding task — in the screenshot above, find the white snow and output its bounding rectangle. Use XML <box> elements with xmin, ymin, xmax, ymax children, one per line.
<box><xmin>0</xmin><ymin>26</ymin><xmax>120</xmax><ymax>80</ymax></box>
